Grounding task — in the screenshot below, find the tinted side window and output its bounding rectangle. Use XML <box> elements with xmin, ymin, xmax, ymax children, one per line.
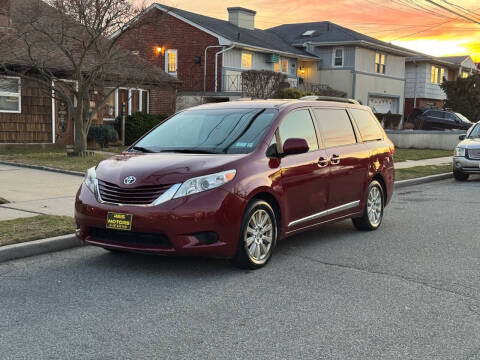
<box><xmin>428</xmin><ymin>110</ymin><xmax>443</xmax><ymax>118</ymax></box>
<box><xmin>279</xmin><ymin>109</ymin><xmax>318</xmax><ymax>151</ymax></box>
<box><xmin>444</xmin><ymin>112</ymin><xmax>456</xmax><ymax>120</ymax></box>
<box><xmin>350</xmin><ymin>109</ymin><xmax>384</xmax><ymax>142</ymax></box>
<box><xmin>313</xmin><ymin>108</ymin><xmax>356</xmax><ymax>148</ymax></box>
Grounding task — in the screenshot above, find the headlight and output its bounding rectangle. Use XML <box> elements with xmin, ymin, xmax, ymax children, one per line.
<box><xmin>84</xmin><ymin>167</ymin><xmax>97</xmax><ymax>194</ymax></box>
<box><xmin>173</xmin><ymin>170</ymin><xmax>236</xmax><ymax>199</ymax></box>
<box><xmin>454</xmin><ymin>147</ymin><xmax>466</xmax><ymax>157</ymax></box>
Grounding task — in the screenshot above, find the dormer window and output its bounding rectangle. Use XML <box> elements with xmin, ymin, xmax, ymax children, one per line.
<box><xmin>332</xmin><ymin>48</ymin><xmax>344</xmax><ymax>67</ymax></box>
<box><xmin>302</xmin><ymin>30</ymin><xmax>317</xmax><ymax>37</ymax></box>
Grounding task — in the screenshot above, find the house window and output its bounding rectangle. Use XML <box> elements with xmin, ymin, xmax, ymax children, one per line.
<box><xmin>375</xmin><ymin>53</ymin><xmax>386</xmax><ymax>74</ymax></box>
<box><xmin>274</xmin><ymin>60</ymin><xmax>280</xmax><ymax>72</ymax></box>
<box><xmin>281</xmin><ymin>58</ymin><xmax>288</xmax><ymax>73</ymax></box>
<box><xmin>241</xmin><ymin>52</ymin><xmax>252</xmax><ymax>69</ymax></box>
<box><xmin>439</xmin><ymin>68</ymin><xmax>445</xmax><ymax>84</ymax></box>
<box><xmin>165</xmin><ymin>49</ymin><xmax>177</xmax><ymax>75</ymax></box>
<box><xmin>0</xmin><ymin>77</ymin><xmax>21</xmax><ymax>113</ymax></box>
<box><xmin>333</xmin><ymin>48</ymin><xmax>344</xmax><ymax>67</ymax></box>
<box><xmin>431</xmin><ymin>66</ymin><xmax>439</xmax><ymax>84</ymax></box>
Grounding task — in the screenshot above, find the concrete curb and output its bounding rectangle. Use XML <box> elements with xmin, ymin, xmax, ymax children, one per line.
<box><xmin>0</xmin><ymin>234</ymin><xmax>83</xmax><ymax>263</ymax></box>
<box><xmin>0</xmin><ymin>161</ymin><xmax>84</xmax><ymax>177</ymax></box>
<box><xmin>395</xmin><ymin>172</ymin><xmax>453</xmax><ymax>189</ymax></box>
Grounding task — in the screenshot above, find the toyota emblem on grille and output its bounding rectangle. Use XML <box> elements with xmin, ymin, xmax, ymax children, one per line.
<box><xmin>123</xmin><ymin>176</ymin><xmax>136</xmax><ymax>185</ymax></box>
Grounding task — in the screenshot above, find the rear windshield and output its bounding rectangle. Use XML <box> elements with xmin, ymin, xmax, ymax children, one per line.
<box><xmin>133</xmin><ymin>108</ymin><xmax>278</xmax><ymax>154</ymax></box>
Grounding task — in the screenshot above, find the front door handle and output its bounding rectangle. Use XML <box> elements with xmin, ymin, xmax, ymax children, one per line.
<box><xmin>330</xmin><ymin>154</ymin><xmax>341</xmax><ymax>165</ymax></box>
<box><xmin>318</xmin><ymin>157</ymin><xmax>328</xmax><ymax>167</ymax></box>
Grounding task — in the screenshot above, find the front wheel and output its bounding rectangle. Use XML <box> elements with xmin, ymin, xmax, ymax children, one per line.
<box><xmin>230</xmin><ymin>200</ymin><xmax>277</xmax><ymax>269</ymax></box>
<box><xmin>453</xmin><ymin>170</ymin><xmax>469</xmax><ymax>181</ymax></box>
<box><xmin>352</xmin><ymin>180</ymin><xmax>384</xmax><ymax>231</ymax></box>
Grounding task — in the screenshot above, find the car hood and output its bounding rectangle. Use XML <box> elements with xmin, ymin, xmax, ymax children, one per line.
<box><xmin>460</xmin><ymin>138</ymin><xmax>480</xmax><ymax>149</ymax></box>
<box><xmin>95</xmin><ymin>152</ymin><xmax>246</xmax><ymax>186</ymax></box>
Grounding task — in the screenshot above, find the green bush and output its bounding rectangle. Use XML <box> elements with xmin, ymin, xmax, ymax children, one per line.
<box><xmin>115</xmin><ymin>112</ymin><xmax>167</xmax><ymax>146</ymax></box>
<box><xmin>88</xmin><ymin>125</ymin><xmax>119</xmax><ymax>148</ymax></box>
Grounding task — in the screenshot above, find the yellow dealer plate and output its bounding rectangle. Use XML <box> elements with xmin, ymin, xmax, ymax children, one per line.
<box><xmin>106</xmin><ymin>212</ymin><xmax>132</xmax><ymax>231</ymax></box>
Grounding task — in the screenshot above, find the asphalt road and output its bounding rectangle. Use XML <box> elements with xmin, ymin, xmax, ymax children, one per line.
<box><xmin>1</xmin><ymin>177</ymin><xmax>480</xmax><ymax>360</ymax></box>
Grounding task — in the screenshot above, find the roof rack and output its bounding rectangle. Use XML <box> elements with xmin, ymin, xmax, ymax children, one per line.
<box><xmin>299</xmin><ymin>96</ymin><xmax>359</xmax><ymax>105</ymax></box>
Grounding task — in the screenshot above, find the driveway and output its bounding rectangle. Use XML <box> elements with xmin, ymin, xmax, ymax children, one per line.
<box><xmin>0</xmin><ymin>164</ymin><xmax>82</xmax><ymax>220</ymax></box>
<box><xmin>1</xmin><ymin>177</ymin><xmax>480</xmax><ymax>359</ymax></box>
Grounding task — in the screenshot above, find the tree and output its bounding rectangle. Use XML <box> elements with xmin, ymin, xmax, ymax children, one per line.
<box><xmin>0</xmin><ymin>0</ymin><xmax>171</xmax><ymax>155</ymax></box>
<box><xmin>441</xmin><ymin>74</ymin><xmax>480</xmax><ymax>122</ymax></box>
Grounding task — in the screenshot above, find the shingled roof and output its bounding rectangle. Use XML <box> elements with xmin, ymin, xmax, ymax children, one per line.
<box><xmin>1</xmin><ymin>0</ymin><xmax>179</xmax><ymax>86</ymax></box>
<box><xmin>267</xmin><ymin>21</ymin><xmax>416</xmax><ymax>56</ymax></box>
<box><xmin>150</xmin><ymin>4</ymin><xmax>317</xmax><ymax>59</ymax></box>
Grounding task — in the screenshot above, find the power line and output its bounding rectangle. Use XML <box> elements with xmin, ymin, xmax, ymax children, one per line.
<box><xmin>425</xmin><ymin>0</ymin><xmax>480</xmax><ymax>25</ymax></box>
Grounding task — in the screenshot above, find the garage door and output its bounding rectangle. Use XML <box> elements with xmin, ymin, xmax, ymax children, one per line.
<box><xmin>368</xmin><ymin>96</ymin><xmax>398</xmax><ymax>114</ymax></box>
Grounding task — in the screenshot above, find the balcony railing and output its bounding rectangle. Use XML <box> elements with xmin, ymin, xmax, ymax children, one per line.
<box><xmin>298</xmin><ymin>82</ymin><xmax>329</xmax><ymax>93</ymax></box>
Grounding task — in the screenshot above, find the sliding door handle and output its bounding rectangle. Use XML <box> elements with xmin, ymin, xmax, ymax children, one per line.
<box><xmin>318</xmin><ymin>157</ymin><xmax>328</xmax><ymax>167</ymax></box>
<box><xmin>330</xmin><ymin>154</ymin><xmax>341</xmax><ymax>165</ymax></box>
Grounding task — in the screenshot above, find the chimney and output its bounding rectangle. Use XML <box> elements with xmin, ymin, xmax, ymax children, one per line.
<box><xmin>227</xmin><ymin>7</ymin><xmax>256</xmax><ymax>31</ymax></box>
<box><xmin>0</xmin><ymin>0</ymin><xmax>10</xmax><ymax>27</ymax></box>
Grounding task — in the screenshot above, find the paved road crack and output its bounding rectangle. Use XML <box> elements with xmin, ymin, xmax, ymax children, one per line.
<box><xmin>289</xmin><ymin>253</ymin><xmax>480</xmax><ymax>306</ymax></box>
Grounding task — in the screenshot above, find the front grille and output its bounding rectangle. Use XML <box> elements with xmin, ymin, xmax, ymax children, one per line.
<box><xmin>90</xmin><ymin>228</ymin><xmax>171</xmax><ymax>248</ymax></box>
<box><xmin>467</xmin><ymin>149</ymin><xmax>480</xmax><ymax>160</ymax></box>
<box><xmin>97</xmin><ymin>179</ymin><xmax>172</xmax><ymax>205</ymax></box>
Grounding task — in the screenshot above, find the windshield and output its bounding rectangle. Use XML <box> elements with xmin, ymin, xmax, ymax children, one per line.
<box><xmin>456</xmin><ymin>113</ymin><xmax>471</xmax><ymax>123</ymax></box>
<box><xmin>468</xmin><ymin>123</ymin><xmax>480</xmax><ymax>138</ymax></box>
<box><xmin>133</xmin><ymin>108</ymin><xmax>278</xmax><ymax>154</ymax></box>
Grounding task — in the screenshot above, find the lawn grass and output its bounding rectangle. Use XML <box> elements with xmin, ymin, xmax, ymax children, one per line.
<box><xmin>101</xmin><ymin>146</ymin><xmax>128</xmax><ymax>154</ymax></box>
<box><xmin>394</xmin><ymin>148</ymin><xmax>452</xmax><ymax>163</ymax></box>
<box><xmin>0</xmin><ymin>148</ymin><xmax>109</xmax><ymax>172</ymax></box>
<box><xmin>0</xmin><ymin>215</ymin><xmax>76</xmax><ymax>247</ymax></box>
<box><xmin>395</xmin><ymin>164</ymin><xmax>452</xmax><ymax>181</ymax></box>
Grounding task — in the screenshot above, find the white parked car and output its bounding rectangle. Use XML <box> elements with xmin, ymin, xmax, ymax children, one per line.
<box><xmin>453</xmin><ymin>122</ymin><xmax>480</xmax><ymax>180</ymax></box>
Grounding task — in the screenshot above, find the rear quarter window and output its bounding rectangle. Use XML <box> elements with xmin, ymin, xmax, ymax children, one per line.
<box><xmin>313</xmin><ymin>108</ymin><xmax>357</xmax><ymax>148</ymax></box>
<box><xmin>350</xmin><ymin>109</ymin><xmax>384</xmax><ymax>142</ymax></box>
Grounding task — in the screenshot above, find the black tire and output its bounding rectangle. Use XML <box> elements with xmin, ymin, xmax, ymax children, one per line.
<box><xmin>104</xmin><ymin>248</ymin><xmax>125</xmax><ymax>254</ymax></box>
<box><xmin>230</xmin><ymin>200</ymin><xmax>277</xmax><ymax>270</ymax></box>
<box><xmin>453</xmin><ymin>170</ymin><xmax>469</xmax><ymax>181</ymax></box>
<box><xmin>352</xmin><ymin>180</ymin><xmax>384</xmax><ymax>231</ymax></box>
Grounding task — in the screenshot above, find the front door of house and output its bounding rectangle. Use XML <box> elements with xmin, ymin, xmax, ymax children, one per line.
<box><xmin>55</xmin><ymin>98</ymin><xmax>74</xmax><ymax>145</ymax></box>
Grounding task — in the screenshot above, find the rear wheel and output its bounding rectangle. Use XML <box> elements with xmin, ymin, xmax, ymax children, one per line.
<box><xmin>352</xmin><ymin>180</ymin><xmax>384</xmax><ymax>231</ymax></box>
<box><xmin>230</xmin><ymin>200</ymin><xmax>277</xmax><ymax>269</ymax></box>
<box><xmin>453</xmin><ymin>170</ymin><xmax>469</xmax><ymax>181</ymax></box>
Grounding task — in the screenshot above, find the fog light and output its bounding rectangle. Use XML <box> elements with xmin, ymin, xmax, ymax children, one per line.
<box><xmin>195</xmin><ymin>232</ymin><xmax>219</xmax><ymax>244</ymax></box>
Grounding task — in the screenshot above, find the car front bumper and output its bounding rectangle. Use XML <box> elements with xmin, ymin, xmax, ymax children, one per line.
<box><xmin>75</xmin><ymin>184</ymin><xmax>247</xmax><ymax>257</ymax></box>
<box><xmin>453</xmin><ymin>156</ymin><xmax>480</xmax><ymax>174</ymax></box>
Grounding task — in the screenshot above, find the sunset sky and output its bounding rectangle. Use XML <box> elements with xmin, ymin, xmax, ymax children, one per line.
<box><xmin>138</xmin><ymin>0</ymin><xmax>480</xmax><ymax>62</ymax></box>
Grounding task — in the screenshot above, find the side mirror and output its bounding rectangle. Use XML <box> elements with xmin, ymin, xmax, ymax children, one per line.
<box><xmin>459</xmin><ymin>134</ymin><xmax>466</xmax><ymax>140</ymax></box>
<box><xmin>283</xmin><ymin>138</ymin><xmax>309</xmax><ymax>156</ymax></box>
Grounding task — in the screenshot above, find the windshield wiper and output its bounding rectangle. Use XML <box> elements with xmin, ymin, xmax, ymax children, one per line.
<box><xmin>159</xmin><ymin>149</ymin><xmax>219</xmax><ymax>154</ymax></box>
<box><xmin>131</xmin><ymin>146</ymin><xmax>156</xmax><ymax>153</ymax></box>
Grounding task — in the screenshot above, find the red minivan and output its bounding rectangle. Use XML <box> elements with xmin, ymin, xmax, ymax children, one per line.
<box><xmin>75</xmin><ymin>99</ymin><xmax>395</xmax><ymax>269</ymax></box>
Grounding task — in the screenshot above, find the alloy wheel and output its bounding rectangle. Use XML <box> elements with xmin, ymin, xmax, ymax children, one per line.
<box><xmin>367</xmin><ymin>186</ymin><xmax>383</xmax><ymax>227</ymax></box>
<box><xmin>244</xmin><ymin>209</ymin><xmax>273</xmax><ymax>265</ymax></box>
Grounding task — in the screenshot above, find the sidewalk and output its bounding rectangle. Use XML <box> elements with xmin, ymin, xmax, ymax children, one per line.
<box><xmin>0</xmin><ymin>164</ymin><xmax>82</xmax><ymax>220</ymax></box>
<box><xmin>395</xmin><ymin>156</ymin><xmax>452</xmax><ymax>169</ymax></box>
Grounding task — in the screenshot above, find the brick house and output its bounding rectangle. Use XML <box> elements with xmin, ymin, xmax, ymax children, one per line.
<box><xmin>404</xmin><ymin>54</ymin><xmax>478</xmax><ymax>118</ymax></box>
<box><xmin>118</xmin><ymin>4</ymin><xmax>318</xmax><ymax>110</ymax></box>
<box><xmin>0</xmin><ymin>0</ymin><xmax>179</xmax><ymax>145</ymax></box>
